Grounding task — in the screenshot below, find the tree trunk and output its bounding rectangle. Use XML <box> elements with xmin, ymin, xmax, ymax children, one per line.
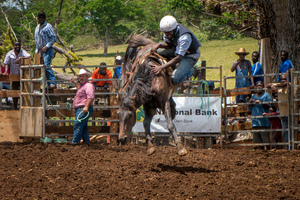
<box><xmin>257</xmin><ymin>0</ymin><xmax>300</xmax><ymax>74</ymax></box>
<box><xmin>103</xmin><ymin>29</ymin><xmax>109</xmax><ymax>55</ymax></box>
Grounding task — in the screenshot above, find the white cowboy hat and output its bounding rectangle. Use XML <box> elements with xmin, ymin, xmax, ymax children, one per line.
<box><xmin>77</xmin><ymin>69</ymin><xmax>91</xmax><ymax>78</ymax></box>
<box><xmin>235</xmin><ymin>48</ymin><xmax>249</xmax><ymax>55</ymax></box>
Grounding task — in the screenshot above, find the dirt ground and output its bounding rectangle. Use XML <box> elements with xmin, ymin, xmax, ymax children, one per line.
<box><xmin>0</xmin><ymin>141</ymin><xmax>299</xmax><ymax>200</ymax></box>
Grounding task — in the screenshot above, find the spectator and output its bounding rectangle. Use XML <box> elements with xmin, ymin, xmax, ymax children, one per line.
<box><xmin>251</xmin><ymin>51</ymin><xmax>264</xmax><ymax>86</ymax></box>
<box><xmin>267</xmin><ymin>74</ymin><xmax>290</xmax><ymax>143</ymax></box>
<box><xmin>263</xmin><ymin>106</ymin><xmax>282</xmax><ymax>149</ymax></box>
<box><xmin>112</xmin><ymin>56</ymin><xmax>123</xmax><ymax>91</ymax></box>
<box><xmin>3</xmin><ymin>41</ymin><xmax>32</xmax><ymax>110</ymax></box>
<box><xmin>91</xmin><ymin>62</ymin><xmax>112</xmax><ymax>90</ymax></box>
<box><xmin>113</xmin><ymin>55</ymin><xmax>123</xmax><ymax>79</ymax></box>
<box><xmin>277</xmin><ymin>50</ymin><xmax>293</xmax><ymax>82</ymax></box>
<box><xmin>34</xmin><ymin>11</ymin><xmax>57</xmax><ymax>88</ymax></box>
<box><xmin>151</xmin><ymin>15</ymin><xmax>201</xmax><ymax>84</ymax></box>
<box><xmin>248</xmin><ymin>81</ymin><xmax>272</xmax><ymax>147</ymax></box>
<box><xmin>70</xmin><ymin>69</ymin><xmax>95</xmax><ymax>144</ymax></box>
<box><xmin>0</xmin><ymin>64</ymin><xmax>12</xmax><ymax>105</ymax></box>
<box><xmin>231</xmin><ymin>48</ymin><xmax>254</xmax><ymax>103</ymax></box>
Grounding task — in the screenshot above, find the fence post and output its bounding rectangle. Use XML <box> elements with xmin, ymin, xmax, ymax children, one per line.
<box><xmin>109</xmin><ymin>84</ymin><xmax>119</xmax><ymax>144</ymax></box>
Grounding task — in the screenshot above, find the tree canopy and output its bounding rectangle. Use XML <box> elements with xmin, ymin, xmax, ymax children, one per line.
<box><xmin>0</xmin><ymin>0</ymin><xmax>298</xmax><ymax>72</ymax></box>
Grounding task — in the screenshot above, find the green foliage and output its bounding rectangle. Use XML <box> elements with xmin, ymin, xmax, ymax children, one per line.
<box><xmin>168</xmin><ymin>0</ymin><xmax>246</xmax><ymax>41</ymax></box>
<box><xmin>0</xmin><ymin>0</ymin><xmax>252</xmax><ymax>58</ymax></box>
<box><xmin>134</xmin><ymin>0</ymin><xmax>172</xmax><ymax>41</ymax></box>
<box><xmin>0</xmin><ymin>28</ymin><xmax>14</xmax><ymax>62</ymax></box>
<box><xmin>67</xmin><ymin>50</ymin><xmax>83</xmax><ymax>66</ymax></box>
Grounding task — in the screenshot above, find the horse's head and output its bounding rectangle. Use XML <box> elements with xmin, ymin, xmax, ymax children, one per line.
<box><xmin>117</xmin><ymin>107</ymin><xmax>136</xmax><ymax>144</ymax></box>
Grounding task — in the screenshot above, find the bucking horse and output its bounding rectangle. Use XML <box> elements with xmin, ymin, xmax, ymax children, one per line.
<box><xmin>117</xmin><ymin>34</ymin><xmax>188</xmax><ymax>156</ymax></box>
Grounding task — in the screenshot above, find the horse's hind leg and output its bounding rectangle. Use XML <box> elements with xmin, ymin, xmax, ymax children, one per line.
<box><xmin>164</xmin><ymin>100</ymin><xmax>188</xmax><ymax>156</ymax></box>
<box><xmin>143</xmin><ymin>105</ymin><xmax>156</xmax><ymax>155</ymax></box>
<box><xmin>170</xmin><ymin>97</ymin><xmax>176</xmax><ymax>120</ymax></box>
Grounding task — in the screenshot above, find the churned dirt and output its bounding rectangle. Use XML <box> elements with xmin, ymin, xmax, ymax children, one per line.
<box><xmin>0</xmin><ymin>141</ymin><xmax>299</xmax><ymax>199</ymax></box>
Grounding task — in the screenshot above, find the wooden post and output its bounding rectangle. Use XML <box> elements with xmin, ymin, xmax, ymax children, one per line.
<box><xmin>199</xmin><ymin>61</ymin><xmax>206</xmax><ymax>81</ymax></box>
<box><xmin>108</xmin><ymin>84</ymin><xmax>118</xmax><ymax>144</ymax></box>
<box><xmin>34</xmin><ymin>53</ymin><xmax>42</xmax><ymax>65</ymax></box>
<box><xmin>33</xmin><ymin>68</ymin><xmax>41</xmax><ymax>107</ymax></box>
<box><xmin>22</xmin><ymin>57</ymin><xmax>34</xmax><ymax>106</ymax></box>
<box><xmin>260</xmin><ymin>38</ymin><xmax>272</xmax><ymax>85</ymax></box>
<box><xmin>197</xmin><ymin>61</ymin><xmax>206</xmax><ymax>94</ymax></box>
<box><xmin>23</xmin><ymin>69</ymin><xmax>30</xmax><ymax>106</ymax></box>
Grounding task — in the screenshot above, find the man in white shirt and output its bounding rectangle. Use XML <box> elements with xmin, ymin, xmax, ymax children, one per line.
<box><xmin>3</xmin><ymin>41</ymin><xmax>31</xmax><ymax>109</ymax></box>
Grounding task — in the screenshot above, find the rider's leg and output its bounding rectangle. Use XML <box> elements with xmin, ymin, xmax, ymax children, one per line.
<box><xmin>157</xmin><ymin>47</ymin><xmax>176</xmax><ymax>60</ymax></box>
<box><xmin>171</xmin><ymin>56</ymin><xmax>198</xmax><ymax>84</ymax></box>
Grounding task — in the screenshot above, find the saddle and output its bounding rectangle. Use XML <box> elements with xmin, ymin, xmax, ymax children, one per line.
<box><xmin>145</xmin><ymin>52</ymin><xmax>177</xmax><ymax>99</ymax></box>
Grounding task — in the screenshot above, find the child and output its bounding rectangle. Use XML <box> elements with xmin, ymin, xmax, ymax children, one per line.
<box><xmin>263</xmin><ymin>106</ymin><xmax>282</xmax><ymax>148</ymax></box>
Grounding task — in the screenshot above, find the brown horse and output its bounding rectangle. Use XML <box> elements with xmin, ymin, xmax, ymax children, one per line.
<box><xmin>117</xmin><ymin>35</ymin><xmax>188</xmax><ymax>156</ymax></box>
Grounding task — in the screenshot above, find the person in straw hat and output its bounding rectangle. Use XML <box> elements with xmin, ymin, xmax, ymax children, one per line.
<box><xmin>231</xmin><ymin>48</ymin><xmax>254</xmax><ymax>103</ymax></box>
<box><xmin>70</xmin><ymin>69</ymin><xmax>95</xmax><ymax>144</ymax></box>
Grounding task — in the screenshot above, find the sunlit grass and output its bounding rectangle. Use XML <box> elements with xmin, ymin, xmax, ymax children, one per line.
<box><xmin>52</xmin><ymin>38</ymin><xmax>258</xmax><ymax>89</ymax></box>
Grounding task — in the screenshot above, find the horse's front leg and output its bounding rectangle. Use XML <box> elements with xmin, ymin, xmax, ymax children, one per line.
<box><xmin>164</xmin><ymin>100</ymin><xmax>188</xmax><ymax>156</ymax></box>
<box><xmin>143</xmin><ymin>105</ymin><xmax>156</xmax><ymax>155</ymax></box>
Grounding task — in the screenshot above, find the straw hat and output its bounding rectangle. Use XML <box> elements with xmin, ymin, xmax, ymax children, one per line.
<box><xmin>77</xmin><ymin>69</ymin><xmax>91</xmax><ymax>78</ymax></box>
<box><xmin>235</xmin><ymin>48</ymin><xmax>249</xmax><ymax>55</ymax></box>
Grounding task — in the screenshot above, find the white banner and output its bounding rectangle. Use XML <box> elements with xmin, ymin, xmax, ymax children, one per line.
<box><xmin>132</xmin><ymin>97</ymin><xmax>221</xmax><ymax>133</ymax></box>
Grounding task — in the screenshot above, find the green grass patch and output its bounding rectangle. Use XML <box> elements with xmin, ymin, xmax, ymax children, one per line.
<box><xmin>52</xmin><ymin>38</ymin><xmax>258</xmax><ymax>89</ymax></box>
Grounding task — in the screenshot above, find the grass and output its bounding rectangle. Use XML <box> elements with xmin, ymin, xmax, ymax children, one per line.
<box><xmin>52</xmin><ymin>37</ymin><xmax>258</xmax><ymax>89</ymax></box>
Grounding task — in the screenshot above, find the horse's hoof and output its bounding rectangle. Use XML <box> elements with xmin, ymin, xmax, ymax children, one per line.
<box><xmin>118</xmin><ymin>137</ymin><xmax>127</xmax><ymax>145</ymax></box>
<box><xmin>147</xmin><ymin>146</ymin><xmax>156</xmax><ymax>155</ymax></box>
<box><xmin>178</xmin><ymin>147</ymin><xmax>188</xmax><ymax>156</ymax></box>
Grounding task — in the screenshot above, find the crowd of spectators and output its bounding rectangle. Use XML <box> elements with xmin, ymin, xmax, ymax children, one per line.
<box><xmin>232</xmin><ymin>48</ymin><xmax>294</xmax><ymax>149</ymax></box>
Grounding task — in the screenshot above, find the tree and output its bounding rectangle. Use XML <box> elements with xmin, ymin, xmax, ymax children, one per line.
<box><xmin>135</xmin><ymin>0</ymin><xmax>172</xmax><ymax>41</ymax></box>
<box><xmin>68</xmin><ymin>0</ymin><xmax>143</xmax><ymax>55</ymax></box>
<box><xmin>170</xmin><ymin>0</ymin><xmax>300</xmax><ymax>72</ymax></box>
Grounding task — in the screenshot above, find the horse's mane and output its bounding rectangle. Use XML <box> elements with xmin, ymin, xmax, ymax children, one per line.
<box><xmin>121</xmin><ymin>34</ymin><xmax>164</xmax><ymax>110</ymax></box>
<box><xmin>121</xmin><ymin>59</ymin><xmax>154</xmax><ymax>110</ymax></box>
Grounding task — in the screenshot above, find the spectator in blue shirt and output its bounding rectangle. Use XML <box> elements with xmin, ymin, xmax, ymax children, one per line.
<box><xmin>277</xmin><ymin>50</ymin><xmax>293</xmax><ymax>82</ymax></box>
<box><xmin>34</xmin><ymin>11</ymin><xmax>57</xmax><ymax>88</ymax></box>
<box><xmin>251</xmin><ymin>51</ymin><xmax>264</xmax><ymax>86</ymax></box>
<box><xmin>113</xmin><ymin>55</ymin><xmax>123</xmax><ymax>79</ymax></box>
<box><xmin>247</xmin><ymin>81</ymin><xmax>272</xmax><ymax>146</ymax></box>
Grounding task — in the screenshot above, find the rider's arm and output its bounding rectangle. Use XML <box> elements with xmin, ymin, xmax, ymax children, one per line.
<box><xmin>160</xmin><ymin>55</ymin><xmax>183</xmax><ymax>70</ymax></box>
<box><xmin>152</xmin><ymin>42</ymin><xmax>170</xmax><ymax>51</ymax></box>
<box><xmin>151</xmin><ymin>54</ymin><xmax>183</xmax><ymax>75</ymax></box>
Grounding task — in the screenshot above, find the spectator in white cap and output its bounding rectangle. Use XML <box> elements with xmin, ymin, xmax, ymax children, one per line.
<box><xmin>70</xmin><ymin>69</ymin><xmax>95</xmax><ymax>144</ymax></box>
<box><xmin>113</xmin><ymin>55</ymin><xmax>123</xmax><ymax>79</ymax></box>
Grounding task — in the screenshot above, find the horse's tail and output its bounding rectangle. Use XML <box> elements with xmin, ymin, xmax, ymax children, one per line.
<box><xmin>128</xmin><ymin>34</ymin><xmax>153</xmax><ymax>48</ymax></box>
